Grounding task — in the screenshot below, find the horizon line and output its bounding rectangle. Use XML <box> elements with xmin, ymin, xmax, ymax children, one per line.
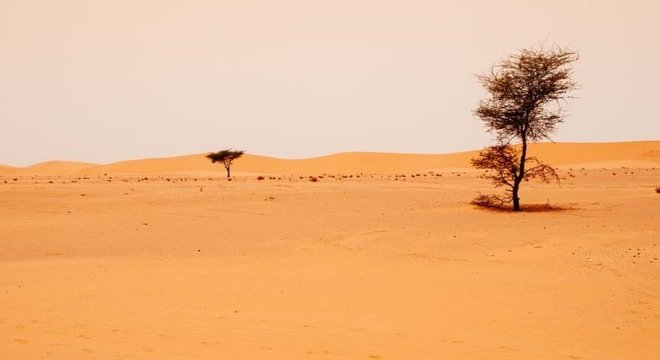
<box><xmin>2</xmin><ymin>139</ymin><xmax>658</xmax><ymax>169</ymax></box>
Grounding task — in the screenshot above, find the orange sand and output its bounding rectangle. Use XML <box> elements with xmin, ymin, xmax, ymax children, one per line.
<box><xmin>1</xmin><ymin>141</ymin><xmax>659</xmax><ymax>359</ymax></box>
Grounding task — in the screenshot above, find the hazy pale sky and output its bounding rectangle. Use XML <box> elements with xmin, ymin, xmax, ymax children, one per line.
<box><xmin>1</xmin><ymin>0</ymin><xmax>659</xmax><ymax>166</ymax></box>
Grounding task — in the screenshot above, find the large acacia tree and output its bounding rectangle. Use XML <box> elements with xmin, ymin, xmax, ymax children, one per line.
<box><xmin>473</xmin><ymin>47</ymin><xmax>578</xmax><ymax>211</ymax></box>
<box><xmin>207</xmin><ymin>149</ymin><xmax>244</xmax><ymax>179</ymax></box>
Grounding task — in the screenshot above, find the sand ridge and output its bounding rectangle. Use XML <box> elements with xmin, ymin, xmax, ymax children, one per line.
<box><xmin>2</xmin><ymin>141</ymin><xmax>659</xmax><ymax>177</ymax></box>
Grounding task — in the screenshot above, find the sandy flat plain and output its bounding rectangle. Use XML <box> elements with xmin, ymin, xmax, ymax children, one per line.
<box><xmin>1</xmin><ymin>142</ymin><xmax>659</xmax><ymax>359</ymax></box>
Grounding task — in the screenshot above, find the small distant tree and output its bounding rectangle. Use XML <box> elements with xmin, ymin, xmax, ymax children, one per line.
<box><xmin>473</xmin><ymin>46</ymin><xmax>578</xmax><ymax>211</ymax></box>
<box><xmin>206</xmin><ymin>149</ymin><xmax>244</xmax><ymax>179</ymax></box>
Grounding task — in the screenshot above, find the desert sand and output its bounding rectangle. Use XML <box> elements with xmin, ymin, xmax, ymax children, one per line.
<box><xmin>1</xmin><ymin>141</ymin><xmax>659</xmax><ymax>359</ymax></box>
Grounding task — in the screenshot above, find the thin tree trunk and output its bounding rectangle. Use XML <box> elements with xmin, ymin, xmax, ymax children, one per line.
<box><xmin>512</xmin><ymin>185</ymin><xmax>521</xmax><ymax>211</ymax></box>
<box><xmin>223</xmin><ymin>160</ymin><xmax>231</xmax><ymax>179</ymax></box>
<box><xmin>513</xmin><ymin>129</ymin><xmax>528</xmax><ymax>212</ymax></box>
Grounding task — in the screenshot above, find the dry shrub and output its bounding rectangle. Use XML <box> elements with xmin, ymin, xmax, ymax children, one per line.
<box><xmin>257</xmin><ymin>176</ymin><xmax>265</xmax><ymax>180</ymax></box>
<box><xmin>472</xmin><ymin>193</ymin><xmax>570</xmax><ymax>212</ymax></box>
<box><xmin>471</xmin><ymin>194</ymin><xmax>509</xmax><ymax>208</ymax></box>
<box><xmin>308</xmin><ymin>176</ymin><xmax>319</xmax><ymax>182</ymax></box>
<box><xmin>655</xmin><ymin>186</ymin><xmax>660</xmax><ymax>194</ymax></box>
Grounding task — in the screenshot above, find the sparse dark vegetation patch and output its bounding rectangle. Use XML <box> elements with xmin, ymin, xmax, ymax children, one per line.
<box><xmin>471</xmin><ymin>193</ymin><xmax>509</xmax><ymax>208</ymax></box>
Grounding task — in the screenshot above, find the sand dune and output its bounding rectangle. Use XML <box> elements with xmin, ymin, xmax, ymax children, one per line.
<box><xmin>23</xmin><ymin>160</ymin><xmax>99</xmax><ymax>175</ymax></box>
<box><xmin>1</xmin><ymin>141</ymin><xmax>658</xmax><ymax>177</ymax></box>
<box><xmin>0</xmin><ymin>164</ymin><xmax>18</xmax><ymax>175</ymax></box>
<box><xmin>520</xmin><ymin>141</ymin><xmax>660</xmax><ymax>167</ymax></box>
<box><xmin>234</xmin><ymin>151</ymin><xmax>477</xmax><ymax>175</ymax></box>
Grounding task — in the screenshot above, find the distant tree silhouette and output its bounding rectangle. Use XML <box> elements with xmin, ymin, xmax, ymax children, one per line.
<box><xmin>206</xmin><ymin>149</ymin><xmax>244</xmax><ymax>179</ymax></box>
<box><xmin>473</xmin><ymin>46</ymin><xmax>578</xmax><ymax>211</ymax></box>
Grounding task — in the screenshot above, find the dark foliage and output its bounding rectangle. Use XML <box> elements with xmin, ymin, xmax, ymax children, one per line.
<box><xmin>475</xmin><ymin>47</ymin><xmax>578</xmax><ymax>144</ymax></box>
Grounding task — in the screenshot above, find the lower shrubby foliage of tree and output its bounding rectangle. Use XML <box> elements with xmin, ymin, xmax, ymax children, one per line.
<box><xmin>471</xmin><ymin>145</ymin><xmax>559</xmax><ymax>208</ymax></box>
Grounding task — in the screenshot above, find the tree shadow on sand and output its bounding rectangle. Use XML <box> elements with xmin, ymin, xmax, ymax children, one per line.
<box><xmin>472</xmin><ymin>202</ymin><xmax>576</xmax><ymax>213</ymax></box>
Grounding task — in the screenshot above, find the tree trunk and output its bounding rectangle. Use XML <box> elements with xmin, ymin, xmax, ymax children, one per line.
<box><xmin>223</xmin><ymin>160</ymin><xmax>231</xmax><ymax>179</ymax></box>
<box><xmin>512</xmin><ymin>184</ymin><xmax>521</xmax><ymax>211</ymax></box>
<box><xmin>513</xmin><ymin>129</ymin><xmax>528</xmax><ymax>212</ymax></box>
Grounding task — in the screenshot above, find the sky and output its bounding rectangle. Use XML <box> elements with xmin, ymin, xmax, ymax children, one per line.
<box><xmin>1</xmin><ymin>0</ymin><xmax>659</xmax><ymax>166</ymax></box>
